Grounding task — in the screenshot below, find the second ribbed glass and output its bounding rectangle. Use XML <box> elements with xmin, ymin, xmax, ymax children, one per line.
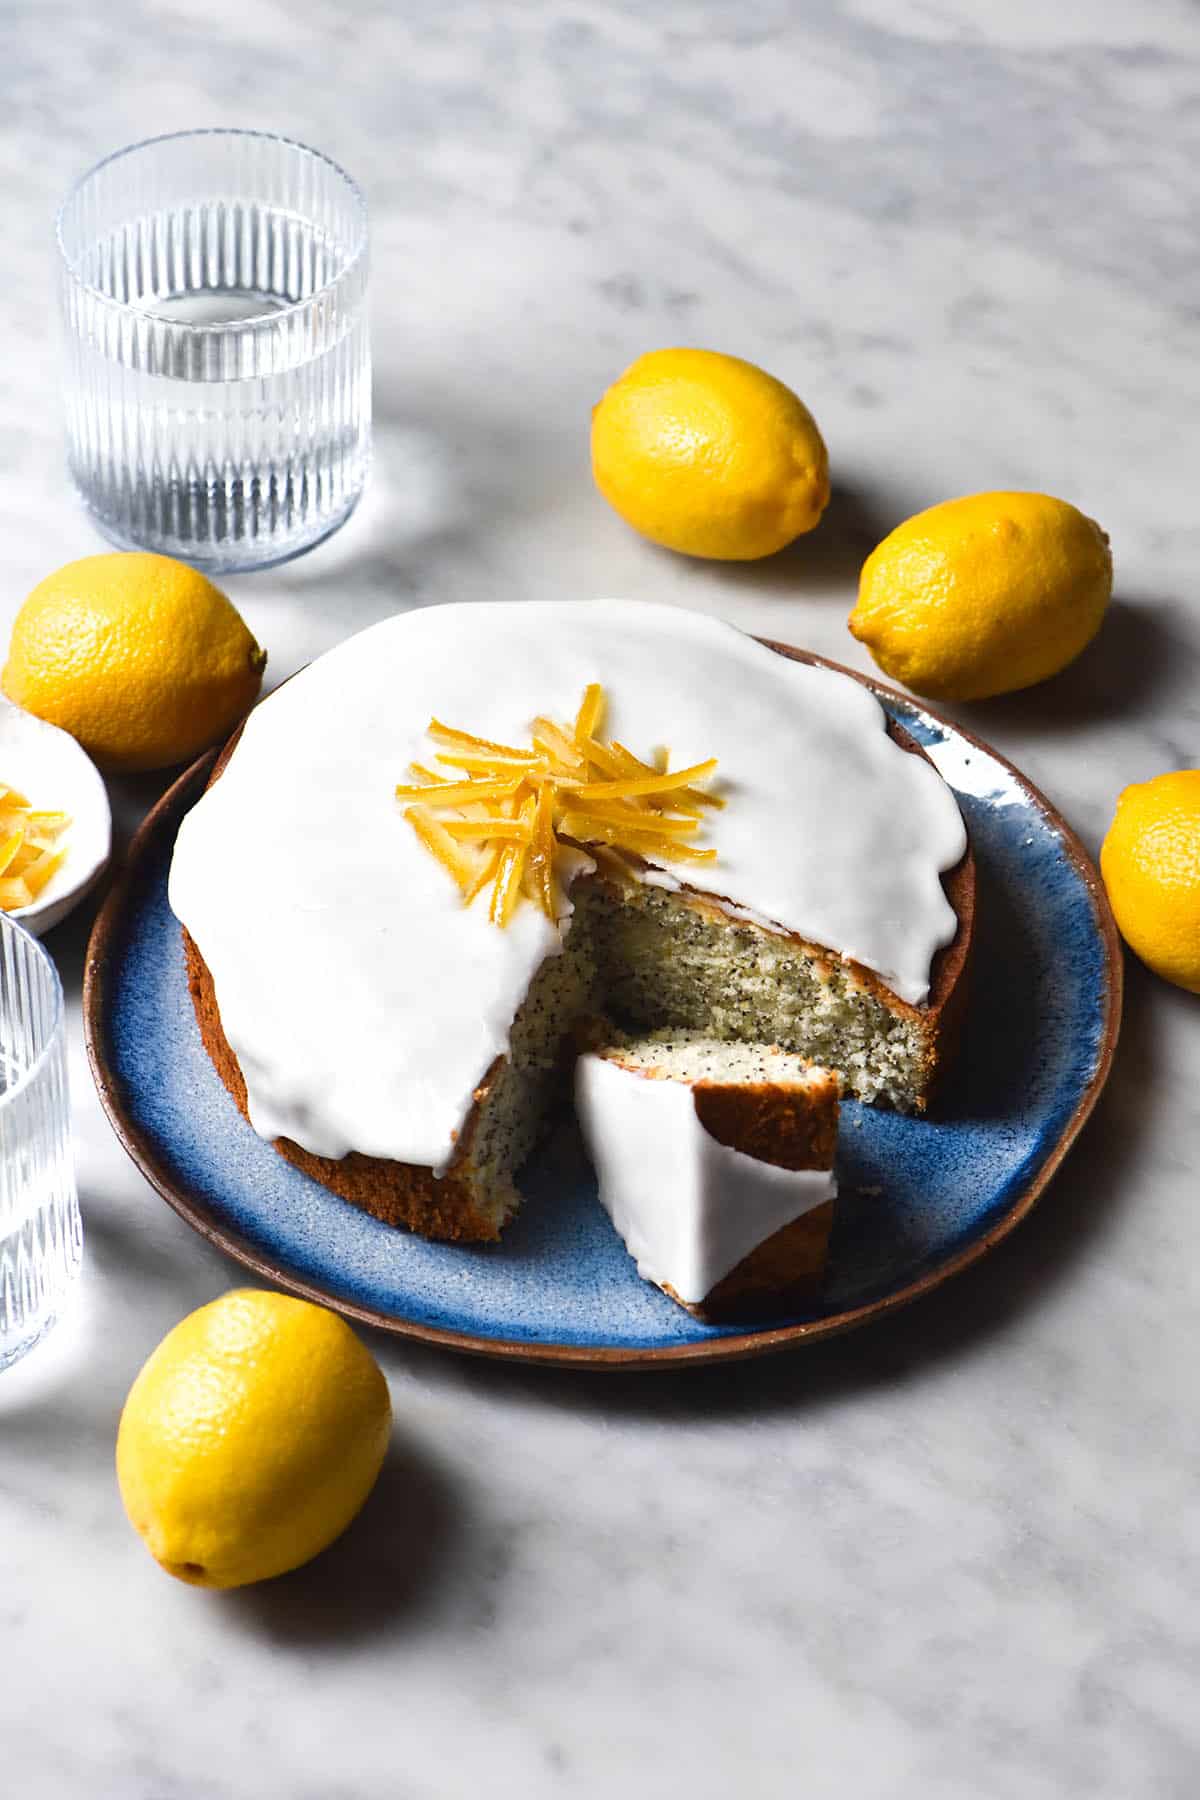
<box><xmin>57</xmin><ymin>130</ymin><xmax>371</xmax><ymax>573</ymax></box>
<box><xmin>0</xmin><ymin>916</ymin><xmax>80</xmax><ymax>1369</ymax></box>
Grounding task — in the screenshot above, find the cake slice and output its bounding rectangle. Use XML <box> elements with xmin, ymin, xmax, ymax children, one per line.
<box><xmin>574</xmin><ymin>1031</ymin><xmax>839</xmax><ymax>1321</ymax></box>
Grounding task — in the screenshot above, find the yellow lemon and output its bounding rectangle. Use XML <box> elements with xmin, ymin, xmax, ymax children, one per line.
<box><xmin>591</xmin><ymin>348</ymin><xmax>829</xmax><ymax>560</ymax></box>
<box><xmin>116</xmin><ymin>1289</ymin><xmax>391</xmax><ymax>1589</ymax></box>
<box><xmin>1100</xmin><ymin>771</ymin><xmax>1200</xmax><ymax>993</ymax></box>
<box><xmin>849</xmin><ymin>492</ymin><xmax>1112</xmax><ymax>701</ymax></box>
<box><xmin>2</xmin><ymin>552</ymin><xmax>266</xmax><ymax>772</ymax></box>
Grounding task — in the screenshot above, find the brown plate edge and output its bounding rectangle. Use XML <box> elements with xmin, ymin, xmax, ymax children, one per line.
<box><xmin>82</xmin><ymin>649</ymin><xmax>1124</xmax><ymax>1372</ymax></box>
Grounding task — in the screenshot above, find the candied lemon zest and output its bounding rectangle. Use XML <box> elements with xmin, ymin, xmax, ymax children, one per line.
<box><xmin>396</xmin><ymin>686</ymin><xmax>719</xmax><ymax>925</ymax></box>
<box><xmin>575</xmin><ymin>684</ymin><xmax>606</xmax><ymax>741</ymax></box>
<box><xmin>18</xmin><ymin>847</ymin><xmax>65</xmax><ymax>891</ymax></box>
<box><xmin>531</xmin><ymin>717</ymin><xmax>585</xmax><ymax>771</ymax></box>
<box><xmin>394</xmin><ymin>775</ymin><xmax>523</xmax><ymax>806</ymax></box>
<box><xmin>489</xmin><ymin>794</ymin><xmax>536</xmax><ymax>927</ymax></box>
<box><xmin>404</xmin><ymin>806</ymin><xmax>480</xmax><ymax>895</ymax></box>
<box><xmin>428</xmin><ymin>719</ymin><xmax>533</xmax><ymax>759</ymax></box>
<box><xmin>561</xmin><ymin>797</ymin><xmax>699</xmax><ymax>835</ymax></box>
<box><xmin>573</xmin><ymin>758</ymin><xmax>718</xmax><ymax>802</ymax></box>
<box><xmin>558</xmin><ymin>813</ymin><xmax>718</xmax><ymax>861</ymax></box>
<box><xmin>441</xmin><ymin>819</ymin><xmax>532</xmax><ymax>842</ymax></box>
<box><xmin>463</xmin><ymin>841</ymin><xmax>504</xmax><ymax>905</ymax></box>
<box><xmin>0</xmin><ymin>826</ymin><xmax>25</xmax><ymax>879</ymax></box>
<box><xmin>0</xmin><ymin>786</ymin><xmax>71</xmax><ymax>910</ymax></box>
<box><xmin>529</xmin><ymin>781</ymin><xmax>557</xmax><ymax>918</ymax></box>
<box><xmin>609</xmin><ymin>740</ymin><xmax>723</xmax><ymax>810</ymax></box>
<box><xmin>574</xmin><ymin>734</ymin><xmax>623</xmax><ymax>778</ymax></box>
<box><xmin>435</xmin><ymin>749</ymin><xmax>546</xmax><ymax>774</ymax></box>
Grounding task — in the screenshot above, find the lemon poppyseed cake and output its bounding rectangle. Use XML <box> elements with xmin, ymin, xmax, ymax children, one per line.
<box><xmin>169</xmin><ymin>600</ymin><xmax>971</xmax><ymax>1272</ymax></box>
<box><xmin>575</xmin><ymin>1031</ymin><xmax>839</xmax><ymax>1320</ymax></box>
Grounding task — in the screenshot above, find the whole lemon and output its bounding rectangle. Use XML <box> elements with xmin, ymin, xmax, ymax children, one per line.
<box><xmin>1100</xmin><ymin>771</ymin><xmax>1200</xmax><ymax>993</ymax></box>
<box><xmin>3</xmin><ymin>552</ymin><xmax>266</xmax><ymax>772</ymax></box>
<box><xmin>591</xmin><ymin>348</ymin><xmax>829</xmax><ymax>560</ymax></box>
<box><xmin>117</xmin><ymin>1289</ymin><xmax>392</xmax><ymax>1589</ymax></box>
<box><xmin>849</xmin><ymin>492</ymin><xmax>1112</xmax><ymax>701</ymax></box>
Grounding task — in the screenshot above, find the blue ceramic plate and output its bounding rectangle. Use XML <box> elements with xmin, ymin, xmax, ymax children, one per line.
<box><xmin>84</xmin><ymin>654</ymin><xmax>1121</xmax><ymax>1368</ymax></box>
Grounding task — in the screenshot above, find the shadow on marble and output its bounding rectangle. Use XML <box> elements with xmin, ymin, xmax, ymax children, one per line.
<box><xmin>304</xmin><ymin>386</ymin><xmax>579</xmax><ymax>602</ymax></box>
<box><xmin>679</xmin><ymin>476</ymin><xmax>898</xmax><ymax>600</ymax></box>
<box><xmin>954</xmin><ymin>597</ymin><xmax>1184</xmax><ymax>738</ymax></box>
<box><xmin>415</xmin><ymin>954</ymin><xmax>1156</xmax><ymax>1424</ymax></box>
<box><xmin>40</xmin><ymin>882</ymin><xmax>103</xmax><ymax>985</ymax></box>
<box><xmin>77</xmin><ymin>1177</ymin><xmax>227</xmax><ymax>1300</ymax></box>
<box><xmin>0</xmin><ymin>1284</ymin><xmax>98</xmax><ymax>1420</ymax></box>
<box><xmin>287</xmin><ymin>420</ymin><xmax>467</xmax><ymax>595</ymax></box>
<box><xmin>220</xmin><ymin>1436</ymin><xmax>461</xmax><ymax>1647</ymax></box>
<box><xmin>103</xmin><ymin>770</ymin><xmax>182</xmax><ymax>848</ymax></box>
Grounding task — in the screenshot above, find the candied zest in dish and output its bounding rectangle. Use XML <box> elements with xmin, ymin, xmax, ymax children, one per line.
<box><xmin>394</xmin><ymin>685</ymin><xmax>721</xmax><ymax>924</ymax></box>
<box><xmin>0</xmin><ymin>784</ymin><xmax>70</xmax><ymax>911</ymax></box>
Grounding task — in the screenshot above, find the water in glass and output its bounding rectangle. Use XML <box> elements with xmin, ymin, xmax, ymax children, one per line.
<box><xmin>58</xmin><ymin>131</ymin><xmax>371</xmax><ymax>573</ymax></box>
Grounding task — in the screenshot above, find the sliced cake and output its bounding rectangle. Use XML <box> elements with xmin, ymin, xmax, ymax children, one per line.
<box><xmin>575</xmin><ymin>1031</ymin><xmax>839</xmax><ymax>1320</ymax></box>
<box><xmin>170</xmin><ymin>599</ymin><xmax>972</xmax><ymax>1248</ymax></box>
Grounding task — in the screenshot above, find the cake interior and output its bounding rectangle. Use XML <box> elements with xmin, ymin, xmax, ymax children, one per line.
<box><xmin>460</xmin><ymin>872</ymin><xmax>929</xmax><ymax>1236</ymax></box>
<box><xmin>581</xmin><ymin>1031</ymin><xmax>834</xmax><ymax>1090</ymax></box>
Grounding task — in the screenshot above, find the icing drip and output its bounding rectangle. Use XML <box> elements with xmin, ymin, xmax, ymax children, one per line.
<box><xmin>574</xmin><ymin>1054</ymin><xmax>836</xmax><ymax>1305</ymax></box>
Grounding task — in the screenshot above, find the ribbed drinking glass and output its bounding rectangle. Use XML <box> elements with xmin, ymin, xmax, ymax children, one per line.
<box><xmin>0</xmin><ymin>916</ymin><xmax>81</xmax><ymax>1369</ymax></box>
<box><xmin>56</xmin><ymin>129</ymin><xmax>371</xmax><ymax>573</ymax></box>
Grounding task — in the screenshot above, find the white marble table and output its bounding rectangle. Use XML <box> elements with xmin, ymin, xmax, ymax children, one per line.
<box><xmin>2</xmin><ymin>4</ymin><xmax>1198</xmax><ymax>1795</ymax></box>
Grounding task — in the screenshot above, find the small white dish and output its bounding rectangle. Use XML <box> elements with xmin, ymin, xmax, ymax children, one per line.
<box><xmin>0</xmin><ymin>699</ymin><xmax>111</xmax><ymax>937</ymax></box>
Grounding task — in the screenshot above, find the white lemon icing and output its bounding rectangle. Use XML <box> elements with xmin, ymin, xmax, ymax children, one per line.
<box><xmin>168</xmin><ymin>600</ymin><xmax>965</xmax><ymax>1170</ymax></box>
<box><xmin>574</xmin><ymin>1053</ymin><xmax>836</xmax><ymax>1305</ymax></box>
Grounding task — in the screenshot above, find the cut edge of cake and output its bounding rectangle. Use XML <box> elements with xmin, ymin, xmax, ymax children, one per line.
<box><xmin>575</xmin><ymin>1028</ymin><xmax>840</xmax><ymax>1321</ymax></box>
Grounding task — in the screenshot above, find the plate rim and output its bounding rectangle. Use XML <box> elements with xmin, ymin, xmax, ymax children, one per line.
<box><xmin>83</xmin><ymin>644</ymin><xmax>1124</xmax><ymax>1371</ymax></box>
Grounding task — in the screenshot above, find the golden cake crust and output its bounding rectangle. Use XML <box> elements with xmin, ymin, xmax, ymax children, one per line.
<box><xmin>183</xmin><ymin>925</ymin><xmax>507</xmax><ymax>1241</ymax></box>
<box><xmin>663</xmin><ymin>1203</ymin><xmax>835</xmax><ymax>1323</ymax></box>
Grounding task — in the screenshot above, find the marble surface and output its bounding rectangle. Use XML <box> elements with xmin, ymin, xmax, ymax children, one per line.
<box><xmin>2</xmin><ymin>3</ymin><xmax>1198</xmax><ymax>1794</ymax></box>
